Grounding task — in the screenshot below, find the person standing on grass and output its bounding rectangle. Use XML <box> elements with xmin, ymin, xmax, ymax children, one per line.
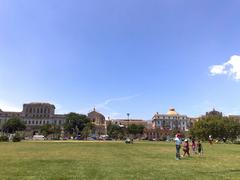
<box><xmin>191</xmin><ymin>138</ymin><xmax>197</xmax><ymax>155</ymax></box>
<box><xmin>209</xmin><ymin>135</ymin><xmax>213</xmax><ymax>145</ymax></box>
<box><xmin>183</xmin><ymin>139</ymin><xmax>190</xmax><ymax>157</ymax></box>
<box><xmin>197</xmin><ymin>140</ymin><xmax>203</xmax><ymax>156</ymax></box>
<box><xmin>175</xmin><ymin>133</ymin><xmax>182</xmax><ymax>160</ymax></box>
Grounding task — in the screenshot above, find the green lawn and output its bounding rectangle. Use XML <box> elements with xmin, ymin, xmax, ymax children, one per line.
<box><xmin>0</xmin><ymin>141</ymin><xmax>239</xmax><ymax>180</ymax></box>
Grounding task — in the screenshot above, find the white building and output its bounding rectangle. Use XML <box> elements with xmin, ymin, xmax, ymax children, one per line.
<box><xmin>152</xmin><ymin>108</ymin><xmax>191</xmax><ymax>131</ymax></box>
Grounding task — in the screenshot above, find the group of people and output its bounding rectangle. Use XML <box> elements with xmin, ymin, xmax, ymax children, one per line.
<box><xmin>175</xmin><ymin>133</ymin><xmax>203</xmax><ymax>160</ymax></box>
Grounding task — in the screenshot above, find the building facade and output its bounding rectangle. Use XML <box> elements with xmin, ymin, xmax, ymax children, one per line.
<box><xmin>152</xmin><ymin>108</ymin><xmax>191</xmax><ymax>131</ymax></box>
<box><xmin>87</xmin><ymin>108</ymin><xmax>107</xmax><ymax>136</ymax></box>
<box><xmin>111</xmin><ymin>119</ymin><xmax>147</xmax><ymax>128</ymax></box>
<box><xmin>0</xmin><ymin>103</ymin><xmax>66</xmax><ymax>131</ymax></box>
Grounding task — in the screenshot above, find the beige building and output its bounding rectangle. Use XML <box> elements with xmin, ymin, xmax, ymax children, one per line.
<box><xmin>111</xmin><ymin>119</ymin><xmax>147</xmax><ymax>127</ymax></box>
<box><xmin>152</xmin><ymin>108</ymin><xmax>191</xmax><ymax>131</ymax></box>
<box><xmin>87</xmin><ymin>108</ymin><xmax>107</xmax><ymax>136</ymax></box>
<box><xmin>0</xmin><ymin>103</ymin><xmax>66</xmax><ymax>130</ymax></box>
<box><xmin>229</xmin><ymin>115</ymin><xmax>240</xmax><ymax>123</ymax></box>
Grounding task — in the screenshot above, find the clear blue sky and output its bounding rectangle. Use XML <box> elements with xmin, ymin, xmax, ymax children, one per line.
<box><xmin>1</xmin><ymin>0</ymin><xmax>240</xmax><ymax>119</ymax></box>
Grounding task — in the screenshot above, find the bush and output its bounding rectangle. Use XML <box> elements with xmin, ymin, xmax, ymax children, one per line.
<box><xmin>12</xmin><ymin>134</ymin><xmax>21</xmax><ymax>142</ymax></box>
<box><xmin>0</xmin><ymin>135</ymin><xmax>9</xmax><ymax>142</ymax></box>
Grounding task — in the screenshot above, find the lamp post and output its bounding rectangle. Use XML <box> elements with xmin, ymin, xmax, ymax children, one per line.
<box><xmin>126</xmin><ymin>113</ymin><xmax>130</xmax><ymax>137</ymax></box>
<box><xmin>127</xmin><ymin>113</ymin><xmax>130</xmax><ymax>126</ymax></box>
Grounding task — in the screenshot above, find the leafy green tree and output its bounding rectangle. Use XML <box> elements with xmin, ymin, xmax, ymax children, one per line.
<box><xmin>2</xmin><ymin>117</ymin><xmax>26</xmax><ymax>134</ymax></box>
<box><xmin>107</xmin><ymin>124</ymin><xmax>125</xmax><ymax>140</ymax></box>
<box><xmin>127</xmin><ymin>124</ymin><xmax>145</xmax><ymax>138</ymax></box>
<box><xmin>40</xmin><ymin>124</ymin><xmax>61</xmax><ymax>138</ymax></box>
<box><xmin>40</xmin><ymin>124</ymin><xmax>53</xmax><ymax>136</ymax></box>
<box><xmin>64</xmin><ymin>113</ymin><xmax>90</xmax><ymax>135</ymax></box>
<box><xmin>81</xmin><ymin>123</ymin><xmax>93</xmax><ymax>139</ymax></box>
<box><xmin>190</xmin><ymin>116</ymin><xmax>240</xmax><ymax>141</ymax></box>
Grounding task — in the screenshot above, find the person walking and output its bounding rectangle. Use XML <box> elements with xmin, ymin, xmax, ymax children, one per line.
<box><xmin>175</xmin><ymin>134</ymin><xmax>182</xmax><ymax>160</ymax></box>
<box><xmin>191</xmin><ymin>139</ymin><xmax>197</xmax><ymax>155</ymax></box>
<box><xmin>183</xmin><ymin>139</ymin><xmax>190</xmax><ymax>157</ymax></box>
<box><xmin>197</xmin><ymin>140</ymin><xmax>203</xmax><ymax>156</ymax></box>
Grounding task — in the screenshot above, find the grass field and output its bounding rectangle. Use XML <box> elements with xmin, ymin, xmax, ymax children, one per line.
<box><xmin>0</xmin><ymin>141</ymin><xmax>239</xmax><ymax>180</ymax></box>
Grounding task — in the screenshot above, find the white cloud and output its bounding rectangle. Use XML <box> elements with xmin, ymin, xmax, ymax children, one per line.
<box><xmin>95</xmin><ymin>94</ymin><xmax>140</xmax><ymax>111</ymax></box>
<box><xmin>78</xmin><ymin>94</ymin><xmax>140</xmax><ymax>118</ymax></box>
<box><xmin>209</xmin><ymin>65</ymin><xmax>227</xmax><ymax>75</ymax></box>
<box><xmin>209</xmin><ymin>55</ymin><xmax>240</xmax><ymax>80</ymax></box>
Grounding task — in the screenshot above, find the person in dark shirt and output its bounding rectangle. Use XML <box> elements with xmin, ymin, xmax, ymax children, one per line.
<box><xmin>197</xmin><ymin>140</ymin><xmax>203</xmax><ymax>155</ymax></box>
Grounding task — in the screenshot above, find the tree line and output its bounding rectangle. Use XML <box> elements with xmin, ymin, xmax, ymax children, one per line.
<box><xmin>1</xmin><ymin>112</ymin><xmax>240</xmax><ymax>141</ymax></box>
<box><xmin>190</xmin><ymin>116</ymin><xmax>240</xmax><ymax>141</ymax></box>
<box><xmin>0</xmin><ymin>112</ymin><xmax>145</xmax><ymax>140</ymax></box>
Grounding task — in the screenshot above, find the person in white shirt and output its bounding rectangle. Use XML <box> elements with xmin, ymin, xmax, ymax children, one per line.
<box><xmin>175</xmin><ymin>133</ymin><xmax>182</xmax><ymax>160</ymax></box>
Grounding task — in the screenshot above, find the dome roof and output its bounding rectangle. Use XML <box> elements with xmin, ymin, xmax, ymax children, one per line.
<box><xmin>88</xmin><ymin>108</ymin><xmax>105</xmax><ymax>120</ymax></box>
<box><xmin>166</xmin><ymin>108</ymin><xmax>178</xmax><ymax>116</ymax></box>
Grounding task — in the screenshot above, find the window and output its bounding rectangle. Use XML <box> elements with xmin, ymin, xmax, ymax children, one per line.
<box><xmin>32</xmin><ymin>121</ymin><xmax>34</xmax><ymax>125</ymax></box>
<box><xmin>29</xmin><ymin>120</ymin><xmax>31</xmax><ymax>124</ymax></box>
<box><xmin>59</xmin><ymin>120</ymin><xmax>62</xmax><ymax>125</ymax></box>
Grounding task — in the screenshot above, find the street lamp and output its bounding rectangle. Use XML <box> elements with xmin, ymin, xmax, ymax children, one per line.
<box><xmin>127</xmin><ymin>113</ymin><xmax>130</xmax><ymax>121</ymax></box>
<box><xmin>127</xmin><ymin>113</ymin><xmax>130</xmax><ymax>126</ymax></box>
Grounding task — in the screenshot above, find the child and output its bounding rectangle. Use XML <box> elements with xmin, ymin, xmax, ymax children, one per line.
<box><xmin>197</xmin><ymin>140</ymin><xmax>203</xmax><ymax>155</ymax></box>
<box><xmin>183</xmin><ymin>139</ymin><xmax>190</xmax><ymax>157</ymax></box>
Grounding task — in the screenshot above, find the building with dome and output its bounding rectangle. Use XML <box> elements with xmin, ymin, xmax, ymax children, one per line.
<box><xmin>87</xmin><ymin>108</ymin><xmax>107</xmax><ymax>137</ymax></box>
<box><xmin>145</xmin><ymin>108</ymin><xmax>192</xmax><ymax>140</ymax></box>
<box><xmin>152</xmin><ymin>108</ymin><xmax>191</xmax><ymax>131</ymax></box>
<box><xmin>205</xmin><ymin>108</ymin><xmax>223</xmax><ymax>118</ymax></box>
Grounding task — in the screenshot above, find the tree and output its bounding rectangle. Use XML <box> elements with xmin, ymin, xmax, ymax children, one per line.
<box><xmin>64</xmin><ymin>113</ymin><xmax>90</xmax><ymax>135</ymax></box>
<box><xmin>2</xmin><ymin>117</ymin><xmax>26</xmax><ymax>134</ymax></box>
<box><xmin>127</xmin><ymin>124</ymin><xmax>145</xmax><ymax>138</ymax></box>
<box><xmin>107</xmin><ymin>124</ymin><xmax>125</xmax><ymax>140</ymax></box>
<box><xmin>81</xmin><ymin>123</ymin><xmax>93</xmax><ymax>139</ymax></box>
<box><xmin>40</xmin><ymin>124</ymin><xmax>61</xmax><ymax>138</ymax></box>
<box><xmin>190</xmin><ymin>116</ymin><xmax>240</xmax><ymax>141</ymax></box>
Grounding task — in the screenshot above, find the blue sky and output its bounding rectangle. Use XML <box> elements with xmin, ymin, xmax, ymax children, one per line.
<box><xmin>1</xmin><ymin>0</ymin><xmax>240</xmax><ymax>119</ymax></box>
